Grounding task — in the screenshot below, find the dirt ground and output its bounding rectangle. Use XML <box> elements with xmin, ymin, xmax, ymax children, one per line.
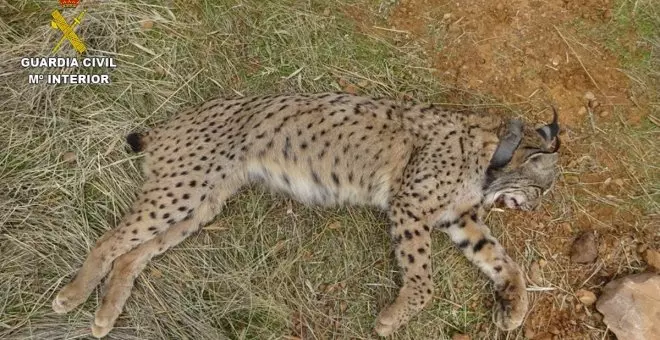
<box><xmin>343</xmin><ymin>0</ymin><xmax>658</xmax><ymax>338</ymax></box>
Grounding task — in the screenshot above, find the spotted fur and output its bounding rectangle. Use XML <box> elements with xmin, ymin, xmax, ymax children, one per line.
<box><xmin>52</xmin><ymin>92</ymin><xmax>560</xmax><ymax>337</ymax></box>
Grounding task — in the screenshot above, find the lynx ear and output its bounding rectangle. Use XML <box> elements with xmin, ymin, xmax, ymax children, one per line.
<box><xmin>536</xmin><ymin>107</ymin><xmax>560</xmax><ymax>152</ymax></box>
<box><xmin>489</xmin><ymin>119</ymin><xmax>523</xmax><ymax>169</ymax></box>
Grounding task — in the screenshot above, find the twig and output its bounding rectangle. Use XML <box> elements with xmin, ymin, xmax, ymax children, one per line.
<box><xmin>372</xmin><ymin>26</ymin><xmax>410</xmax><ymax>34</ymax></box>
<box><xmin>586</xmin><ymin>104</ymin><xmax>597</xmax><ymax>133</ymax></box>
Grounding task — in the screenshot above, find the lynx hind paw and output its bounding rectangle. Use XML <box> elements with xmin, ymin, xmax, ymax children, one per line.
<box><xmin>52</xmin><ymin>285</ymin><xmax>87</xmax><ymax>314</ymax></box>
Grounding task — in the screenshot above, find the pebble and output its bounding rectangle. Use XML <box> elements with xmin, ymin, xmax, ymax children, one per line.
<box><xmin>576</xmin><ymin>289</ymin><xmax>597</xmax><ymax>306</ymax></box>
<box><xmin>644</xmin><ymin>249</ymin><xmax>660</xmax><ymax>272</ymax></box>
<box><xmin>584</xmin><ymin>91</ymin><xmax>596</xmax><ymax>101</ymax></box>
<box><xmin>570</xmin><ymin>231</ymin><xmax>598</xmax><ymax>264</ymax></box>
<box><xmin>62</xmin><ymin>151</ymin><xmax>76</xmax><ymax>164</ymax></box>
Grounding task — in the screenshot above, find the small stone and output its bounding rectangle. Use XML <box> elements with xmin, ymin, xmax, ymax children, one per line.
<box><xmin>576</xmin><ymin>289</ymin><xmax>597</xmax><ymax>306</ymax></box>
<box><xmin>539</xmin><ymin>259</ymin><xmax>548</xmax><ymax>268</ymax></box>
<box><xmin>596</xmin><ymin>273</ymin><xmax>660</xmax><ymax>340</ymax></box>
<box><xmin>452</xmin><ymin>334</ymin><xmax>470</xmax><ymax>340</ymax></box>
<box><xmin>570</xmin><ymin>231</ymin><xmax>598</xmax><ymax>264</ymax></box>
<box><xmin>141</xmin><ymin>20</ymin><xmax>154</xmax><ymax>30</ymax></box>
<box><xmin>343</xmin><ymin>83</ymin><xmax>358</xmax><ymax>94</ymax></box>
<box><xmin>529</xmin><ymin>261</ymin><xmax>543</xmax><ymax>285</ymax></box>
<box><xmin>560</xmin><ymin>222</ymin><xmax>573</xmax><ymax>233</ymax></box>
<box><xmin>274</xmin><ymin>240</ymin><xmax>286</xmax><ymax>253</ymax></box>
<box><xmin>584</xmin><ymin>91</ymin><xmax>596</xmax><ymax>101</ymax></box>
<box><xmin>564</xmin><ymin>174</ymin><xmax>580</xmax><ymax>184</ymax></box>
<box><xmin>614</xmin><ymin>178</ymin><xmax>624</xmax><ymax>186</ymax></box>
<box><xmin>62</xmin><ymin>151</ymin><xmax>76</xmax><ymax>164</ymax></box>
<box><xmin>327</xmin><ymin>221</ymin><xmax>341</xmax><ymax>230</ymax></box>
<box><xmin>443</xmin><ymin>13</ymin><xmax>452</xmax><ymax>20</ymax></box>
<box><xmin>322</xmin><ymin>7</ymin><xmax>331</xmax><ymax>16</ymax></box>
<box><xmin>637</xmin><ymin>243</ymin><xmax>648</xmax><ymax>253</ymax></box>
<box><xmin>602</xmin><ymin>177</ymin><xmax>612</xmax><ymax>188</ymax></box>
<box><xmin>551</xmin><ymin>55</ymin><xmax>561</xmax><ymax>66</ymax></box>
<box><xmin>599</xmin><ymin>110</ymin><xmax>610</xmax><ymax>117</ymax></box>
<box><xmin>644</xmin><ymin>249</ymin><xmax>660</xmax><ymax>272</ymax></box>
<box><xmin>577</xmin><ymin>106</ymin><xmax>587</xmax><ymax>116</ymax></box>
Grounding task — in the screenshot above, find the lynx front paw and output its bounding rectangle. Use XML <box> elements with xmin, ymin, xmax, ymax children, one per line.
<box><xmin>493</xmin><ymin>278</ymin><xmax>528</xmax><ymax>331</ymax></box>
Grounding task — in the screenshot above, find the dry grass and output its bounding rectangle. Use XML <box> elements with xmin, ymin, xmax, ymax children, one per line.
<box><xmin>0</xmin><ymin>0</ymin><xmax>658</xmax><ymax>340</ymax></box>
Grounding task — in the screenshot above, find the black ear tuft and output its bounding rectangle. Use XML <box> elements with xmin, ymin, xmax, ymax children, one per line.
<box><xmin>536</xmin><ymin>107</ymin><xmax>560</xmax><ymax>143</ymax></box>
<box><xmin>126</xmin><ymin>132</ymin><xmax>143</xmax><ymax>153</ymax></box>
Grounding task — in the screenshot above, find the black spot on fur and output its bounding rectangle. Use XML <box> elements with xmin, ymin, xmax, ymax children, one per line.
<box><xmin>311</xmin><ymin>171</ymin><xmax>321</xmax><ymax>184</ymax></box>
<box><xmin>331</xmin><ymin>172</ymin><xmax>340</xmax><ymax>185</ymax></box>
<box><xmin>473</xmin><ymin>238</ymin><xmax>494</xmax><ymax>253</ymax></box>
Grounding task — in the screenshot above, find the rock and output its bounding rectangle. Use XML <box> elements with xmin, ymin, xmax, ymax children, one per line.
<box><xmin>451</xmin><ymin>334</ymin><xmax>470</xmax><ymax>340</ymax></box>
<box><xmin>327</xmin><ymin>221</ymin><xmax>341</xmax><ymax>230</ymax></box>
<box><xmin>141</xmin><ymin>20</ymin><xmax>154</xmax><ymax>30</ymax></box>
<box><xmin>637</xmin><ymin>243</ymin><xmax>648</xmax><ymax>253</ymax></box>
<box><xmin>584</xmin><ymin>91</ymin><xmax>596</xmax><ymax>101</ymax></box>
<box><xmin>644</xmin><ymin>249</ymin><xmax>660</xmax><ymax>272</ymax></box>
<box><xmin>559</xmin><ymin>222</ymin><xmax>572</xmax><ymax>233</ymax></box>
<box><xmin>551</xmin><ymin>55</ymin><xmax>561</xmax><ymax>66</ymax></box>
<box><xmin>529</xmin><ymin>261</ymin><xmax>543</xmax><ymax>285</ymax></box>
<box><xmin>575</xmin><ymin>289</ymin><xmax>597</xmax><ymax>306</ymax></box>
<box><xmin>596</xmin><ymin>273</ymin><xmax>660</xmax><ymax>340</ymax></box>
<box><xmin>570</xmin><ymin>231</ymin><xmax>598</xmax><ymax>264</ymax></box>
<box><xmin>62</xmin><ymin>151</ymin><xmax>76</xmax><ymax>164</ymax></box>
<box><xmin>150</xmin><ymin>268</ymin><xmax>163</xmax><ymax>278</ymax></box>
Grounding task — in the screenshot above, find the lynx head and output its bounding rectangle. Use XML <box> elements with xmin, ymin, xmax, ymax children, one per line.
<box><xmin>484</xmin><ymin>109</ymin><xmax>561</xmax><ymax>211</ymax></box>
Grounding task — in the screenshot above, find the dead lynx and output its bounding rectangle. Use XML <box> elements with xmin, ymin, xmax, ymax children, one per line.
<box><xmin>52</xmin><ymin>92</ymin><xmax>560</xmax><ymax>337</ymax></box>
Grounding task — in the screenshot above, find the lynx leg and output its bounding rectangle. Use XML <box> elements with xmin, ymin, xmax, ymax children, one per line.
<box><xmin>52</xmin><ymin>180</ymin><xmax>212</xmax><ymax>314</ymax></box>
<box><xmin>375</xmin><ymin>205</ymin><xmax>433</xmax><ymax>336</ymax></box>
<box><xmin>90</xmin><ymin>185</ymin><xmax>237</xmax><ymax>338</ymax></box>
<box><xmin>440</xmin><ymin>206</ymin><xmax>528</xmax><ymax>331</ymax></box>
